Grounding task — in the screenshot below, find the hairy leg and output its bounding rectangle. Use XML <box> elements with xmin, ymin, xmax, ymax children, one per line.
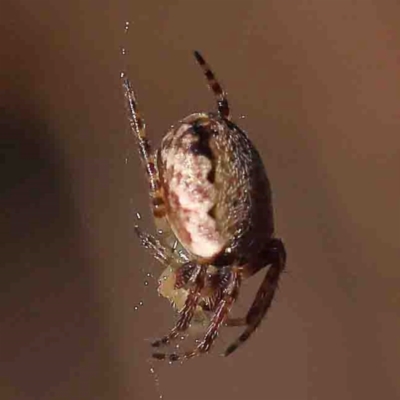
<box><xmin>151</xmin><ymin>263</ymin><xmax>207</xmax><ymax>351</ymax></box>
<box><xmin>122</xmin><ymin>76</ymin><xmax>167</xmax><ymax>220</ymax></box>
<box><xmin>134</xmin><ymin>224</ymin><xmax>177</xmax><ymax>267</ymax></box>
<box><xmin>224</xmin><ymin>238</ymin><xmax>286</xmax><ymax>356</ymax></box>
<box><xmin>153</xmin><ymin>268</ymin><xmax>241</xmax><ymax>361</ymax></box>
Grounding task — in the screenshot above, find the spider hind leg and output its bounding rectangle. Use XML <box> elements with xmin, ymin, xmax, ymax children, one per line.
<box><xmin>193</xmin><ymin>51</ymin><xmax>231</xmax><ymax>120</ymax></box>
<box><xmin>224</xmin><ymin>238</ymin><xmax>286</xmax><ymax>356</ymax></box>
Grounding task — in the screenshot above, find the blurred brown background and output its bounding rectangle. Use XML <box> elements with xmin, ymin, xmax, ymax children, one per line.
<box><xmin>1</xmin><ymin>1</ymin><xmax>400</xmax><ymax>399</ymax></box>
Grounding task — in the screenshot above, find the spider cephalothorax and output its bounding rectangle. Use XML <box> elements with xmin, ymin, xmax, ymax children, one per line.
<box><xmin>123</xmin><ymin>51</ymin><xmax>286</xmax><ymax>361</ymax></box>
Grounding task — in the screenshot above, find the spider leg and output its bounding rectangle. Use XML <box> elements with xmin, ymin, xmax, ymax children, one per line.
<box><xmin>193</xmin><ymin>51</ymin><xmax>231</xmax><ymax>120</ymax></box>
<box><xmin>224</xmin><ymin>238</ymin><xmax>286</xmax><ymax>356</ymax></box>
<box><xmin>134</xmin><ymin>224</ymin><xmax>178</xmax><ymax>267</ymax></box>
<box><xmin>173</xmin><ymin>262</ymin><xmax>198</xmax><ymax>289</ymax></box>
<box><xmin>122</xmin><ymin>77</ymin><xmax>167</xmax><ymax>220</ymax></box>
<box><xmin>153</xmin><ymin>268</ymin><xmax>241</xmax><ymax>362</ymax></box>
<box><xmin>151</xmin><ymin>264</ymin><xmax>207</xmax><ymax>349</ymax></box>
<box><xmin>223</xmin><ymin>263</ymin><xmax>267</xmax><ymax>327</ymax></box>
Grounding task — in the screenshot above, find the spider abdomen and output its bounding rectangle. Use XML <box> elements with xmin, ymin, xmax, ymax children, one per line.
<box><xmin>159</xmin><ymin>113</ymin><xmax>227</xmax><ymax>259</ymax></box>
<box><xmin>159</xmin><ymin>112</ymin><xmax>274</xmax><ymax>263</ymax></box>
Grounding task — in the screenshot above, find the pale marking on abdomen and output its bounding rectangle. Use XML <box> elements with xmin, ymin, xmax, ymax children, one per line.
<box><xmin>162</xmin><ymin>123</ymin><xmax>225</xmax><ymax>258</ymax></box>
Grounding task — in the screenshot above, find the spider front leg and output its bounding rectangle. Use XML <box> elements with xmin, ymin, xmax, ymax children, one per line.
<box><xmin>151</xmin><ymin>263</ymin><xmax>207</xmax><ymax>352</ymax></box>
<box><xmin>153</xmin><ymin>268</ymin><xmax>241</xmax><ymax>362</ymax></box>
<box><xmin>224</xmin><ymin>238</ymin><xmax>286</xmax><ymax>356</ymax></box>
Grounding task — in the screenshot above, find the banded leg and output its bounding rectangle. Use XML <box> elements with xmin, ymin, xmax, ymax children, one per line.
<box><xmin>224</xmin><ymin>238</ymin><xmax>286</xmax><ymax>356</ymax></box>
<box><xmin>151</xmin><ymin>264</ymin><xmax>207</xmax><ymax>351</ymax></box>
<box><xmin>122</xmin><ymin>77</ymin><xmax>166</xmax><ymax>219</ymax></box>
<box><xmin>153</xmin><ymin>269</ymin><xmax>241</xmax><ymax>362</ymax></box>
<box><xmin>193</xmin><ymin>51</ymin><xmax>231</xmax><ymax>120</ymax></box>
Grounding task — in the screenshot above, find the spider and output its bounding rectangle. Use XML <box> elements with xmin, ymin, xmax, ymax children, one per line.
<box><xmin>122</xmin><ymin>51</ymin><xmax>286</xmax><ymax>361</ymax></box>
